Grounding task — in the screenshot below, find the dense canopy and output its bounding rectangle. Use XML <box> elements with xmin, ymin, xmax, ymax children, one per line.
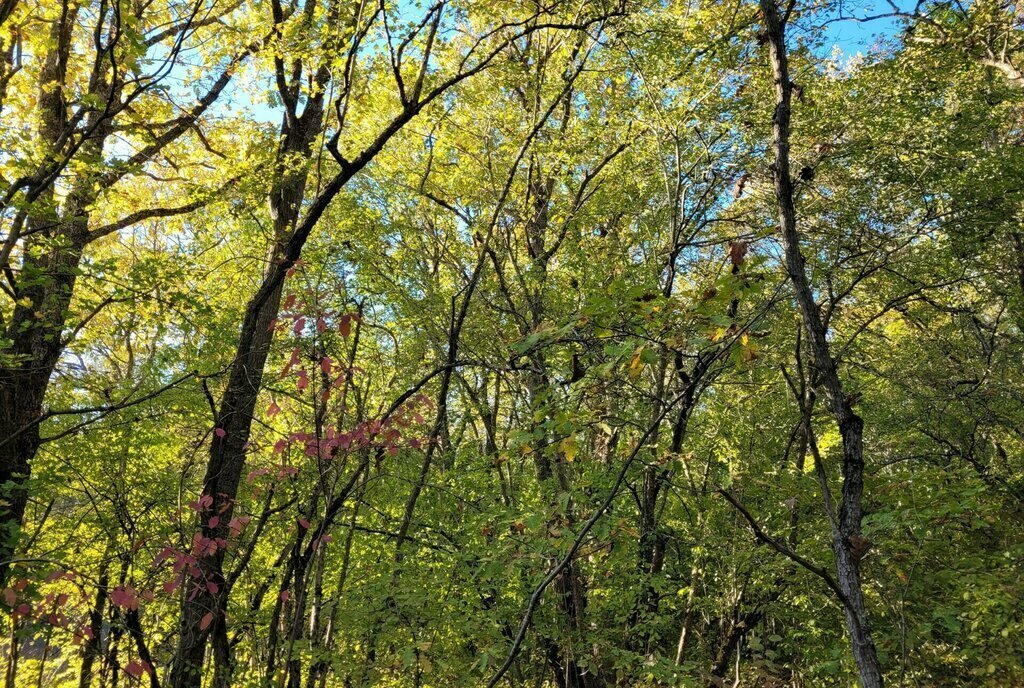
<box><xmin>0</xmin><ymin>0</ymin><xmax>1022</xmax><ymax>686</ymax></box>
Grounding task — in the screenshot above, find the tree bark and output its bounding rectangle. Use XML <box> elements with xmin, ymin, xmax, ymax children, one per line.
<box><xmin>758</xmin><ymin>2</ymin><xmax>884</xmax><ymax>686</ymax></box>
<box><xmin>168</xmin><ymin>82</ymin><xmax>328</xmax><ymax>688</ymax></box>
<box><xmin>0</xmin><ymin>0</ymin><xmax>102</xmax><ymax>581</ymax></box>
<box><xmin>0</xmin><ymin>2</ymin><xmax>244</xmax><ymax>584</ymax></box>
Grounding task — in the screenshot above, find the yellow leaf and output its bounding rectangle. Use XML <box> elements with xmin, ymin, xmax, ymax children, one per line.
<box><xmin>560</xmin><ymin>436</ymin><xmax>577</xmax><ymax>462</ymax></box>
<box><xmin>628</xmin><ymin>347</ymin><xmax>645</xmax><ymax>378</ymax></box>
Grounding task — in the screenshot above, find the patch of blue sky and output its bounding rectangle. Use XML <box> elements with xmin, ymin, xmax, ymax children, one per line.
<box><xmin>812</xmin><ymin>0</ymin><xmax>920</xmax><ymax>57</ymax></box>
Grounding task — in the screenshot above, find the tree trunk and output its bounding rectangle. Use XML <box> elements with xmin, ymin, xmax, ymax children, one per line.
<box><xmin>77</xmin><ymin>550</ymin><xmax>111</xmax><ymax>688</ymax></box>
<box><xmin>0</xmin><ymin>1</ymin><xmax>231</xmax><ymax>584</ymax></box>
<box><xmin>758</xmin><ymin>2</ymin><xmax>884</xmax><ymax>686</ymax></box>
<box><xmin>0</xmin><ymin>3</ymin><xmax>91</xmax><ymax>579</ymax></box>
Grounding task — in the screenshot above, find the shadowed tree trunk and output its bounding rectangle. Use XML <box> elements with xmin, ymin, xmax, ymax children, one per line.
<box><xmin>0</xmin><ymin>1</ymin><xmax>251</xmax><ymax>585</ymax></box>
<box><xmin>168</xmin><ymin>4</ymin><xmax>345</xmax><ymax>682</ymax></box>
<box><xmin>758</xmin><ymin>2</ymin><xmax>884</xmax><ymax>685</ymax></box>
<box><xmin>169</xmin><ymin>5</ymin><xmax>608</xmax><ymax>681</ymax></box>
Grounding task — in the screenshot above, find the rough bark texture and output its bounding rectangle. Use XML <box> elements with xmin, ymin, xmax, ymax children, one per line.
<box><xmin>168</xmin><ymin>86</ymin><xmax>330</xmax><ymax>688</ymax></box>
<box><xmin>0</xmin><ymin>6</ymin><xmax>100</xmax><ymax>582</ymax></box>
<box><xmin>758</xmin><ymin>2</ymin><xmax>884</xmax><ymax>686</ymax></box>
<box><xmin>0</xmin><ymin>2</ymin><xmax>242</xmax><ymax>584</ymax></box>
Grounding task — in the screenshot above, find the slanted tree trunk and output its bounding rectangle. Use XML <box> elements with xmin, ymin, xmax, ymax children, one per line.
<box><xmin>758</xmin><ymin>2</ymin><xmax>884</xmax><ymax>685</ymax></box>
<box><xmin>166</xmin><ymin>5</ymin><xmax>610</xmax><ymax>684</ymax></box>
<box><xmin>168</xmin><ymin>51</ymin><xmax>335</xmax><ymax>688</ymax></box>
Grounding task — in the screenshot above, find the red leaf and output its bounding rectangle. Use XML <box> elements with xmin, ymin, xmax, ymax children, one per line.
<box><xmin>214</xmin><ymin>428</ymin><xmax>226</xmax><ymax>438</ymax></box>
<box><xmin>207</xmin><ymin>516</ymin><xmax>220</xmax><ymax>529</ymax></box>
<box><xmin>125</xmin><ymin>660</ymin><xmax>151</xmax><ymax>678</ymax></box>
<box><xmin>281</xmin><ymin>347</ymin><xmax>302</xmax><ymax>378</ymax></box>
<box><xmin>320</xmin><ymin>357</ymin><xmax>333</xmax><ymax>375</ymax></box>
<box><xmin>3</xmin><ymin>588</ymin><xmax>15</xmax><ymax>606</ymax></box>
<box><xmin>110</xmin><ymin>586</ymin><xmax>139</xmax><ymax>610</ymax></box>
<box><xmin>297</xmin><ymin>370</ymin><xmax>309</xmax><ymax>390</ymax></box>
<box><xmin>228</xmin><ymin>516</ymin><xmax>251</xmax><ymax>536</ymax></box>
<box><xmin>247</xmin><ymin>468</ymin><xmax>263</xmax><ymax>482</ymax></box>
<box><xmin>283</xmin><ymin>294</ymin><xmax>296</xmax><ymax>310</ymax></box>
<box><xmin>153</xmin><ymin>547</ymin><xmax>174</xmax><ymax>567</ymax></box>
<box><xmin>267</xmin><ymin>401</ymin><xmax>281</xmax><ymax>417</ymax></box>
<box><xmin>316</xmin><ymin>316</ymin><xmax>327</xmax><ymax>333</ymax></box>
<box><xmin>199</xmin><ymin>611</ymin><xmax>214</xmax><ymax>631</ymax></box>
<box><xmin>273</xmin><ymin>439</ymin><xmax>287</xmax><ymax>454</ymax></box>
<box><xmin>293</xmin><ymin>317</ymin><xmax>306</xmax><ymax>335</ymax></box>
<box><xmin>340</xmin><ymin>314</ymin><xmax>351</xmax><ymax>338</ymax></box>
<box><xmin>279</xmin><ymin>590</ymin><xmax>290</xmax><ymax>603</ymax></box>
<box><xmin>298</xmin><ymin>517</ymin><xmax>310</xmax><ymax>530</ymax></box>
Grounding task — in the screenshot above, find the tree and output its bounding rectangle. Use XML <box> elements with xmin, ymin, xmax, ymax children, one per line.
<box><xmin>0</xmin><ymin>0</ymin><xmax>256</xmax><ymax>584</ymax></box>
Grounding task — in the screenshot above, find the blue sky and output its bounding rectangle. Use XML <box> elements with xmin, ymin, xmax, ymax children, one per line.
<box><xmin>817</xmin><ymin>0</ymin><xmax>914</xmax><ymax>55</ymax></box>
<box><xmin>206</xmin><ymin>1</ymin><xmax>917</xmax><ymax>131</ymax></box>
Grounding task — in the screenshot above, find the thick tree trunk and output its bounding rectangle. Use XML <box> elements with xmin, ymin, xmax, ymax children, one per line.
<box><xmin>168</xmin><ymin>186</ymin><xmax>323</xmax><ymax>685</ymax></box>
<box><xmin>0</xmin><ymin>0</ymin><xmax>217</xmax><ymax>583</ymax></box>
<box><xmin>0</xmin><ymin>205</ymin><xmax>90</xmax><ymax>583</ymax></box>
<box><xmin>168</xmin><ymin>270</ymin><xmax>288</xmax><ymax>688</ymax></box>
<box><xmin>167</xmin><ymin>24</ymin><xmax>345</xmax><ymax>675</ymax></box>
<box><xmin>758</xmin><ymin>2</ymin><xmax>884</xmax><ymax>686</ymax></box>
<box><xmin>0</xmin><ymin>386</ymin><xmax>44</xmax><ymax>581</ymax></box>
<box><xmin>0</xmin><ymin>4</ymin><xmax>90</xmax><ymax>580</ymax></box>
